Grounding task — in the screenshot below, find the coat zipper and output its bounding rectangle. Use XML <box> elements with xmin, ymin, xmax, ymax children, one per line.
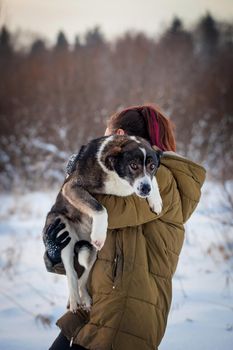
<box><xmin>113</xmin><ymin>254</ymin><xmax>119</xmax><ymax>280</ymax></box>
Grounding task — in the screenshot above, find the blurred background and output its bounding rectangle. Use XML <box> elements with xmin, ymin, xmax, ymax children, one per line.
<box><xmin>0</xmin><ymin>1</ymin><xmax>232</xmax><ymax>349</ymax></box>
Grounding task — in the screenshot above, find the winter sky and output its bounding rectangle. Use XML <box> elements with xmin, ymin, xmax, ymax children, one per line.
<box><xmin>1</xmin><ymin>0</ymin><xmax>233</xmax><ymax>43</ymax></box>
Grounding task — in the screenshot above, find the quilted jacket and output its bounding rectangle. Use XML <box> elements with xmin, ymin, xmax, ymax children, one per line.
<box><xmin>44</xmin><ymin>152</ymin><xmax>206</xmax><ymax>350</ymax></box>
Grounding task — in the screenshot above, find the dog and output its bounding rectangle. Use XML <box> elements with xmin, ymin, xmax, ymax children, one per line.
<box><xmin>43</xmin><ymin>135</ymin><xmax>162</xmax><ymax>312</ymax></box>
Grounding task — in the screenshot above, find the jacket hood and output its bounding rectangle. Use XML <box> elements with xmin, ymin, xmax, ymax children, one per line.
<box><xmin>160</xmin><ymin>152</ymin><xmax>206</xmax><ymax>223</ymax></box>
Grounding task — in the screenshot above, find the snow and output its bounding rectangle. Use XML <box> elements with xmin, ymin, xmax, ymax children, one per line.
<box><xmin>0</xmin><ymin>183</ymin><xmax>232</xmax><ymax>349</ymax></box>
<box><xmin>31</xmin><ymin>139</ymin><xmax>68</xmax><ymax>160</ymax></box>
<box><xmin>0</xmin><ymin>191</ymin><xmax>67</xmax><ymax>350</ymax></box>
<box><xmin>160</xmin><ymin>181</ymin><xmax>233</xmax><ymax>350</ymax></box>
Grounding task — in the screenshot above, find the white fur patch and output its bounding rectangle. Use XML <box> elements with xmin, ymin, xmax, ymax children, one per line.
<box><xmin>105</xmin><ymin>172</ymin><xmax>134</xmax><ymax>196</ymax></box>
<box><xmin>139</xmin><ymin>147</ymin><xmax>146</xmax><ymax>160</ymax></box>
<box><xmin>78</xmin><ymin>247</ymin><xmax>91</xmax><ymax>269</ymax></box>
<box><xmin>147</xmin><ymin>177</ymin><xmax>163</xmax><ymax>214</ymax></box>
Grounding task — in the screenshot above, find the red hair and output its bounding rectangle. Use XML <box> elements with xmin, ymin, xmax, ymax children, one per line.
<box><xmin>107</xmin><ymin>104</ymin><xmax>176</xmax><ymax>152</ymax></box>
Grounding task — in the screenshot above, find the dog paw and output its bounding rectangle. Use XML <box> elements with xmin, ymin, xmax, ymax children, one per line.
<box><xmin>91</xmin><ymin>238</ymin><xmax>105</xmax><ymax>251</ymax></box>
<box><xmin>81</xmin><ymin>304</ymin><xmax>92</xmax><ymax>312</ymax></box>
<box><xmin>69</xmin><ymin>294</ymin><xmax>82</xmax><ymax>314</ymax></box>
<box><xmin>80</xmin><ymin>297</ymin><xmax>92</xmax><ymax>311</ymax></box>
<box><xmin>69</xmin><ymin>300</ymin><xmax>79</xmax><ymax>314</ymax></box>
<box><xmin>147</xmin><ymin>197</ymin><xmax>162</xmax><ymax>215</ymax></box>
<box><xmin>80</xmin><ymin>289</ymin><xmax>92</xmax><ymax>310</ymax></box>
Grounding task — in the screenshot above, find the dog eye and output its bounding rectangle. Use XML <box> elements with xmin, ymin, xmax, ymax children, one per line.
<box><xmin>129</xmin><ymin>162</ymin><xmax>138</xmax><ymax>170</ymax></box>
<box><xmin>150</xmin><ymin>163</ymin><xmax>156</xmax><ymax>171</ymax></box>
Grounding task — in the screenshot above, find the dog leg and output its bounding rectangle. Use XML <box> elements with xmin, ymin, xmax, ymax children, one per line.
<box><xmin>90</xmin><ymin>208</ymin><xmax>108</xmax><ymax>250</ymax></box>
<box><xmin>78</xmin><ymin>247</ymin><xmax>97</xmax><ymax>311</ymax></box>
<box><xmin>62</xmin><ymin>180</ymin><xmax>108</xmax><ymax>250</ymax></box>
<box><xmin>147</xmin><ymin>177</ymin><xmax>163</xmax><ymax>214</ymax></box>
<box><xmin>61</xmin><ymin>238</ymin><xmax>81</xmax><ymax>313</ymax></box>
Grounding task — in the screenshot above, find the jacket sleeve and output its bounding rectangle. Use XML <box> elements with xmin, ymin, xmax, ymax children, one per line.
<box><xmin>94</xmin><ymin>165</ymin><xmax>175</xmax><ymax>229</ymax></box>
<box><xmin>43</xmin><ymin>197</ymin><xmax>165</xmax><ymax>274</ymax></box>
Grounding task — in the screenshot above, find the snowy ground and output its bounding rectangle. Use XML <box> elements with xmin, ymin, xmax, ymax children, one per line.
<box><xmin>0</xmin><ymin>183</ymin><xmax>232</xmax><ymax>350</ymax></box>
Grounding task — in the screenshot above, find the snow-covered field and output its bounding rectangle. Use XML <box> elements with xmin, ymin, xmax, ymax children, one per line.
<box><xmin>0</xmin><ymin>183</ymin><xmax>232</xmax><ymax>350</ymax></box>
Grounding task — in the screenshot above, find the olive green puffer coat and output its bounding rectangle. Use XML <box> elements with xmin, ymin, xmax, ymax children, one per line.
<box><xmin>44</xmin><ymin>153</ymin><xmax>206</xmax><ymax>350</ymax></box>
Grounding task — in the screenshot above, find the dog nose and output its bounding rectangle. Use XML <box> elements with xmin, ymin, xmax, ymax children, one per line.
<box><xmin>139</xmin><ymin>183</ymin><xmax>151</xmax><ymax>196</ymax></box>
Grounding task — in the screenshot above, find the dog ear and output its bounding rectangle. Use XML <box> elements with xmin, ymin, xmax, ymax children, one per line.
<box><xmin>105</xmin><ymin>155</ymin><xmax>115</xmax><ymax>170</ymax></box>
<box><xmin>155</xmin><ymin>150</ymin><xmax>163</xmax><ymax>168</ymax></box>
<box><xmin>105</xmin><ymin>146</ymin><xmax>121</xmax><ymax>170</ymax></box>
<box><xmin>156</xmin><ymin>150</ymin><xmax>163</xmax><ymax>159</ymax></box>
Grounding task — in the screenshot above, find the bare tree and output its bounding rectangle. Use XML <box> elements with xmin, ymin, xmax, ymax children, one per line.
<box><xmin>0</xmin><ymin>16</ymin><xmax>232</xmax><ymax>190</ymax></box>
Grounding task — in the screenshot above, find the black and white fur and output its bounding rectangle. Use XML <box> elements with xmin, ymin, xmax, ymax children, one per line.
<box><xmin>43</xmin><ymin>135</ymin><xmax>162</xmax><ymax>312</ymax></box>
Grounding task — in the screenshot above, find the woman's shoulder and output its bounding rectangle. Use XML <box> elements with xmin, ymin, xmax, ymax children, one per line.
<box><xmin>156</xmin><ymin>163</ymin><xmax>174</xmax><ymax>191</ymax></box>
<box><xmin>158</xmin><ymin>152</ymin><xmax>206</xmax><ymax>222</ymax></box>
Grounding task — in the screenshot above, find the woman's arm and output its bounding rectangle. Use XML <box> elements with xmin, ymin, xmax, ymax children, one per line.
<box><xmin>43</xmin><ymin>190</ymin><xmax>163</xmax><ymax>274</ymax></box>
<box><xmin>94</xmin><ymin>194</ymin><xmax>159</xmax><ymax>229</ymax></box>
<box><xmin>94</xmin><ymin>165</ymin><xmax>175</xmax><ymax>229</ymax></box>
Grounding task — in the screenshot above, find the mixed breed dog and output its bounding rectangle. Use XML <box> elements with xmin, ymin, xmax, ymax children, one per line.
<box><xmin>43</xmin><ymin>135</ymin><xmax>163</xmax><ymax>312</ymax></box>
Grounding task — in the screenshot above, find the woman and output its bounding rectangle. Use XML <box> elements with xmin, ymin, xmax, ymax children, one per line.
<box><xmin>44</xmin><ymin>105</ymin><xmax>206</xmax><ymax>350</ymax></box>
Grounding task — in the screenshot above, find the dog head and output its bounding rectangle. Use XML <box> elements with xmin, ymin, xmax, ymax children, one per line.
<box><xmin>101</xmin><ymin>135</ymin><xmax>162</xmax><ymax>198</ymax></box>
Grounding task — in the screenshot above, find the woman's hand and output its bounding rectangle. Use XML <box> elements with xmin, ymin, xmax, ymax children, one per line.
<box><xmin>43</xmin><ymin>218</ymin><xmax>71</xmax><ymax>264</ymax></box>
